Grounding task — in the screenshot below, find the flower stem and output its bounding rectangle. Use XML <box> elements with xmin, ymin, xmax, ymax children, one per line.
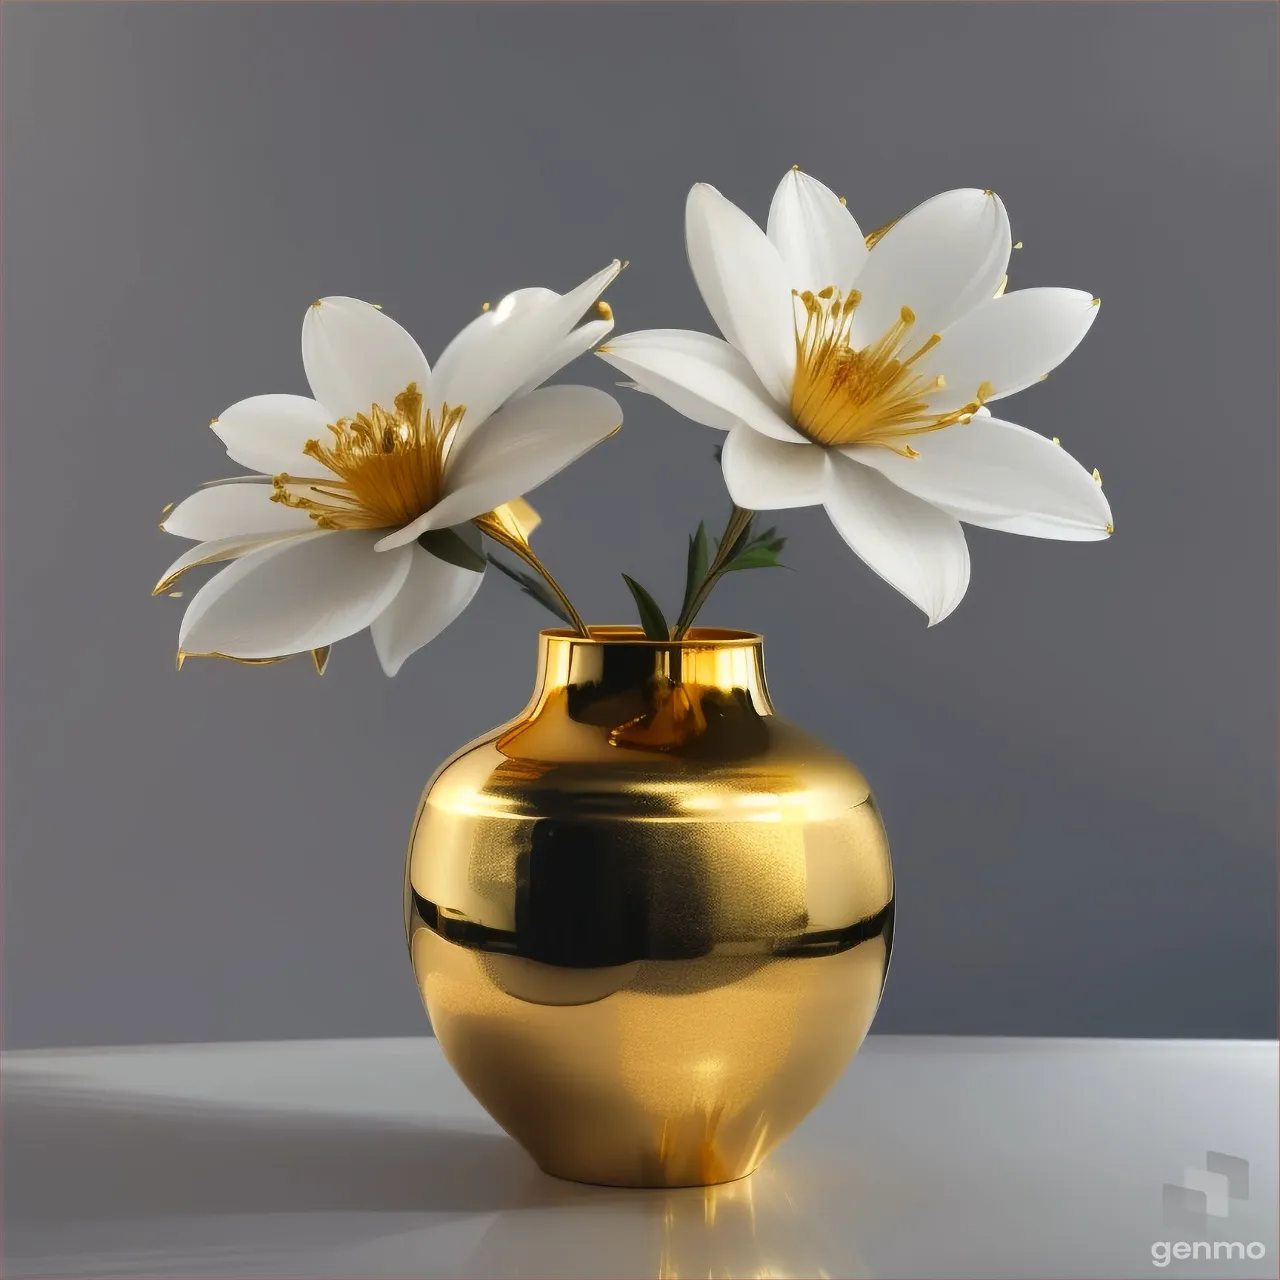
<box><xmin>672</xmin><ymin>504</ymin><xmax>755</xmax><ymax>640</ymax></box>
<box><xmin>473</xmin><ymin>514</ymin><xmax>591</xmax><ymax>638</ymax></box>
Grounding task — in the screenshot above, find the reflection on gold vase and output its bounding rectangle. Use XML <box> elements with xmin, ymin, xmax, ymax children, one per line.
<box><xmin>406</xmin><ymin>627</ymin><xmax>893</xmax><ymax>1188</ymax></box>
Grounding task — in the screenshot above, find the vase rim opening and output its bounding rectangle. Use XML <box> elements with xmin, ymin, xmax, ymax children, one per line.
<box><xmin>540</xmin><ymin>626</ymin><xmax>762</xmax><ymax>648</ymax></box>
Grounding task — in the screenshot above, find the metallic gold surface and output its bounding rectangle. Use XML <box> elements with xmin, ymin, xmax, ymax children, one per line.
<box><xmin>174</xmin><ymin>649</ymin><xmax>293</xmax><ymax>671</ymax></box>
<box><xmin>473</xmin><ymin>512</ymin><xmax>592</xmax><ymax>637</ymax></box>
<box><xmin>406</xmin><ymin>627</ymin><xmax>893</xmax><ymax>1188</ymax></box>
<box><xmin>489</xmin><ymin>497</ymin><xmax>542</xmax><ymax>543</ymax></box>
<box><xmin>864</xmin><ymin>216</ymin><xmax>898</xmax><ymax>249</ymax></box>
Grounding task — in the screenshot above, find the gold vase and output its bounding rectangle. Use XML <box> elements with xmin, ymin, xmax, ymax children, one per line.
<box><xmin>405</xmin><ymin>627</ymin><xmax>893</xmax><ymax>1188</ymax></box>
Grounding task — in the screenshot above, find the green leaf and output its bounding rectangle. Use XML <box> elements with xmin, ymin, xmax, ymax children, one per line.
<box><xmin>724</xmin><ymin>547</ymin><xmax>784</xmax><ymax>571</ymax></box>
<box><xmin>485</xmin><ymin>552</ymin><xmax>574</xmax><ymax>626</ymax></box>
<box><xmin>679</xmin><ymin>522</ymin><xmax>709</xmax><ymax>623</ymax></box>
<box><xmin>724</xmin><ymin>532</ymin><xmax>788</xmax><ymax>572</ymax></box>
<box><xmin>621</xmin><ymin>574</ymin><xmax>671</xmax><ymax>641</ymax></box>
<box><xmin>417</xmin><ymin>524</ymin><xmax>486</xmax><ymax>574</ymax></box>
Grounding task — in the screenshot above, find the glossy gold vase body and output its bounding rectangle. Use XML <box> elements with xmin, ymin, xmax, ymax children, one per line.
<box><xmin>406</xmin><ymin>628</ymin><xmax>893</xmax><ymax>1188</ymax></box>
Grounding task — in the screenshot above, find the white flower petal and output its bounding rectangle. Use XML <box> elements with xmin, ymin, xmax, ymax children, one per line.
<box><xmin>513</xmin><ymin>318</ymin><xmax>613</xmax><ymax>399</ymax></box>
<box><xmin>210</xmin><ymin>395</ymin><xmax>334</xmax><ymax>477</ymax></box>
<box><xmin>154</xmin><ymin>532</ymin><xmax>309</xmax><ymax>595</ymax></box>
<box><xmin>161</xmin><ymin>483</ymin><xmax>317</xmax><ymax>541</ymax></box>
<box><xmin>431</xmin><ymin>288</ymin><xmax>555</xmax><ymax>411</ymax></box>
<box><xmin>685</xmin><ymin>183</ymin><xmax>796</xmax><ymax>404</ymax></box>
<box><xmin>436</xmin><ymin>262</ymin><xmax>620</xmax><ymax>443</ymax></box>
<box><xmin>375</xmin><ymin>384</ymin><xmax>621</xmax><ymax>551</ymax></box>
<box><xmin>598</xmin><ymin>329</ymin><xmax>805</xmax><ymax>441</ymax></box>
<box><xmin>849</xmin><ymin>189</ymin><xmax>1011</xmax><ymax>348</ymax></box>
<box><xmin>720</xmin><ymin>423</ymin><xmax>826</xmax><ymax>510</ymax></box>
<box><xmin>766</xmin><ymin>169</ymin><xmax>867</xmax><ymax>294</ymax></box>
<box><xmin>179</xmin><ymin>531</ymin><xmax>412</xmax><ymax>659</ymax></box>
<box><xmin>935</xmin><ymin>508</ymin><xmax>1112</xmax><ymax>542</ymax></box>
<box><xmin>847</xmin><ymin>416</ymin><xmax>1112</xmax><ymax>540</ymax></box>
<box><xmin>302</xmin><ymin>297</ymin><xmax>433</xmax><ymax>423</ymax></box>
<box><xmin>915</xmin><ymin>289</ymin><xmax>1101</xmax><ymax>412</ymax></box>
<box><xmin>824</xmin><ymin>452</ymin><xmax>970</xmax><ymax>625</ymax></box>
<box><xmin>434</xmin><ymin>289</ymin><xmax>614</xmax><ymax>406</ymax></box>
<box><xmin>370</xmin><ymin>546</ymin><xmax>484</xmax><ymax>676</ymax></box>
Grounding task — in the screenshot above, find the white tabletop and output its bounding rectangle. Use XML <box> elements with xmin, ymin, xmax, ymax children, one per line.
<box><xmin>3</xmin><ymin>1036</ymin><xmax>1276</xmax><ymax>1279</ymax></box>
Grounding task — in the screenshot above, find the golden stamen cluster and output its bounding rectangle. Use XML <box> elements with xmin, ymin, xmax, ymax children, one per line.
<box><xmin>271</xmin><ymin>382</ymin><xmax>463</xmax><ymax>530</ymax></box>
<box><xmin>790</xmin><ymin>288</ymin><xmax>992</xmax><ymax>454</ymax></box>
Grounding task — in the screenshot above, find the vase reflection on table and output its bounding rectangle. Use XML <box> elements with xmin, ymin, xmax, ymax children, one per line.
<box><xmin>461</xmin><ymin>1161</ymin><xmax>863</xmax><ymax>1280</ymax></box>
<box><xmin>406</xmin><ymin>626</ymin><xmax>894</xmax><ymax>1188</ymax></box>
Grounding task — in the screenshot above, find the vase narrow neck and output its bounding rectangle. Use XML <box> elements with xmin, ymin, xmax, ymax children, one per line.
<box><xmin>527</xmin><ymin>627</ymin><xmax>774</xmax><ymax>719</ymax></box>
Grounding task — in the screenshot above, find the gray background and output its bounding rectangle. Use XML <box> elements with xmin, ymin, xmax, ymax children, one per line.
<box><xmin>3</xmin><ymin>2</ymin><xmax>1276</xmax><ymax>1050</ymax></box>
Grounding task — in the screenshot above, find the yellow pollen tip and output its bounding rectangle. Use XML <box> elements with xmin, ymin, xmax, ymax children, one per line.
<box><xmin>1052</xmin><ymin>437</ymin><xmax>1061</xmax><ymax>446</ymax></box>
<box><xmin>838</xmin><ymin>196</ymin><xmax>847</xmax><ymax>206</ymax></box>
<box><xmin>311</xmin><ymin>300</ymin><xmax>322</xmax><ymax>309</ymax></box>
<box><xmin>480</xmin><ymin>302</ymin><xmax>491</xmax><ymax>312</ymax></box>
<box><xmin>175</xmin><ymin>651</ymin><xmax>186</xmax><ymax>671</ymax></box>
<box><xmin>1091</xmin><ymin>297</ymin><xmax>1101</xmax><ymax>307</ymax></box>
<box><xmin>168</xmin><ymin>591</ymin><xmax>184</xmax><ymax>598</ymax></box>
<box><xmin>818</xmin><ymin>286</ymin><xmax>835</xmax><ymax>299</ymax></box>
<box><xmin>1013</xmin><ymin>241</ymin><xmax>1023</xmax><ymax>249</ymax></box>
<box><xmin>620</xmin><ymin>259</ymin><xmax>630</xmax><ymax>270</ymax></box>
<box><xmin>1092</xmin><ymin>468</ymin><xmax>1103</xmax><ymax>485</ymax></box>
<box><xmin>596</xmin><ymin>300</ymin><xmax>613</xmax><ymax>320</ymax></box>
<box><xmin>983</xmin><ymin>189</ymin><xmax>994</xmax><ymax>197</ymax></box>
<box><xmin>1105</xmin><ymin>522</ymin><xmax>1114</xmax><ymax>535</ymax></box>
<box><xmin>934</xmin><ymin>375</ymin><xmax>946</xmax><ymax>389</ymax></box>
<box><xmin>160</xmin><ymin>502</ymin><xmax>174</xmax><ymax>516</ymax></box>
<box><xmin>1038</xmin><ymin>373</ymin><xmax>1049</xmax><ymax>382</ymax></box>
<box><xmin>957</xmin><ymin>413</ymin><xmax>973</xmax><ymax>425</ymax></box>
<box><xmin>597</xmin><ymin>343</ymin><xmax>613</xmax><ymax>354</ymax></box>
<box><xmin>791</xmin><ymin>164</ymin><xmax>801</xmax><ymax>171</ymax></box>
<box><xmin>904</xmin><ymin>446</ymin><xmax>920</xmax><ymax>459</ymax></box>
<box><xmin>209</xmin><ymin>418</ymin><xmax>219</xmax><ymax>427</ymax></box>
<box><xmin>370</xmin><ymin>303</ymin><xmax>382</xmax><ymax>310</ymax></box>
<box><xmin>900</xmin><ymin>305</ymin><xmax>915</xmax><ymax>324</ymax></box>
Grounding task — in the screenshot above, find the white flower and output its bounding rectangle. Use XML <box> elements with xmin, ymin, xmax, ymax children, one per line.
<box><xmin>159</xmin><ymin>262</ymin><xmax>622</xmax><ymax>674</ymax></box>
<box><xmin>598</xmin><ymin>172</ymin><xmax>1111</xmax><ymax>625</ymax></box>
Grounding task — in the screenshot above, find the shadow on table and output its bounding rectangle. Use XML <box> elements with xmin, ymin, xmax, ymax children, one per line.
<box><xmin>4</xmin><ymin>1081</ymin><xmax>871</xmax><ymax>1278</ymax></box>
<box><xmin>3</xmin><ymin>1082</ymin><xmax>527</xmax><ymax>1221</ymax></box>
